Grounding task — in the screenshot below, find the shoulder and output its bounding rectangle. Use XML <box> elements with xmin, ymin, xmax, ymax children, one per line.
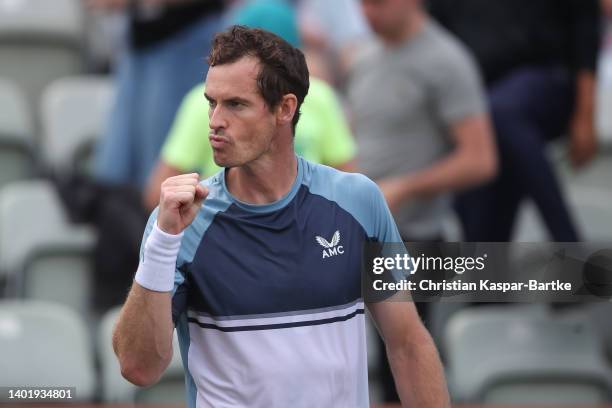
<box><xmin>301</xmin><ymin>159</ymin><xmax>393</xmax><ymax>238</ymax></box>
<box><xmin>351</xmin><ymin>39</ymin><xmax>384</xmax><ymax>70</ymax></box>
<box><xmin>418</xmin><ymin>21</ymin><xmax>479</xmax><ymax>75</ymax></box>
<box><xmin>302</xmin><ymin>160</ymin><xmax>383</xmax><ymax>210</ymax></box>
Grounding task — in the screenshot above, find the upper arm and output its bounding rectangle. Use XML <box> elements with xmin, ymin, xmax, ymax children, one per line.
<box><xmin>431</xmin><ymin>47</ymin><xmax>486</xmax><ymax>126</ymax></box>
<box><xmin>360</xmin><ymin>177</ymin><xmax>430</xmax><ymax>346</ymax></box>
<box><xmin>449</xmin><ymin>114</ymin><xmax>496</xmax><ymax>163</ymax></box>
<box><xmin>367</xmin><ymin>300</ymin><xmax>428</xmax><ymax>350</ymax></box>
<box><xmin>433</xmin><ymin>48</ymin><xmax>496</xmax><ymax>174</ymax></box>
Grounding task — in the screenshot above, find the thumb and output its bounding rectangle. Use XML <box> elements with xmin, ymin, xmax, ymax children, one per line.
<box><xmin>194</xmin><ymin>184</ymin><xmax>208</xmax><ymax>205</ymax></box>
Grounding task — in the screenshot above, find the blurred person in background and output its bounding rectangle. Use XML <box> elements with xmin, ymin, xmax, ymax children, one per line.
<box><xmin>144</xmin><ymin>0</ymin><xmax>358</xmax><ymax>211</ymax></box>
<box><xmin>296</xmin><ymin>0</ymin><xmax>373</xmax><ymax>88</ymax></box>
<box><xmin>76</xmin><ymin>0</ymin><xmax>222</xmax><ymax>312</ymax></box>
<box><xmin>88</xmin><ymin>0</ymin><xmax>224</xmax><ymax>190</ymax></box>
<box><xmin>348</xmin><ymin>0</ymin><xmax>497</xmax><ymax>401</ymax></box>
<box><xmin>349</xmin><ymin>0</ymin><xmax>496</xmax><ymax>255</ymax></box>
<box><xmin>429</xmin><ymin>0</ymin><xmax>601</xmax><ymax>241</ymax></box>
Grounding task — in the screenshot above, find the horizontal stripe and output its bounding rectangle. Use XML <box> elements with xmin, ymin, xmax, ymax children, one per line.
<box><xmin>188</xmin><ymin>308</ymin><xmax>364</xmax><ymax>332</ymax></box>
<box><xmin>188</xmin><ymin>301</ymin><xmax>364</xmax><ymax>328</ymax></box>
<box><xmin>187</xmin><ymin>298</ymin><xmax>363</xmax><ymax>323</ymax></box>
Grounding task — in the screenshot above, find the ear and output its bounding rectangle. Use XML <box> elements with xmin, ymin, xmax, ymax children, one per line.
<box><xmin>275</xmin><ymin>94</ymin><xmax>298</xmax><ymax>127</ymax></box>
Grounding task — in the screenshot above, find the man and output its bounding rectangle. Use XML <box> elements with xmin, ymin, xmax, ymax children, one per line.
<box><xmin>350</xmin><ymin>0</ymin><xmax>496</xmax><ymax>241</ymax></box>
<box><xmin>144</xmin><ymin>0</ymin><xmax>357</xmax><ymax>211</ymax></box>
<box><xmin>113</xmin><ymin>26</ymin><xmax>449</xmax><ymax>407</ymax></box>
<box><xmin>349</xmin><ymin>0</ymin><xmax>496</xmax><ymax>401</ymax></box>
<box><xmin>428</xmin><ymin>0</ymin><xmax>600</xmax><ymax>241</ymax></box>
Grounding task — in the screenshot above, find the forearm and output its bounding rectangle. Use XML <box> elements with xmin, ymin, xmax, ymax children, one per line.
<box><xmin>370</xmin><ymin>301</ymin><xmax>450</xmax><ymax>407</ymax></box>
<box><xmin>113</xmin><ymin>283</ymin><xmax>174</xmax><ymax>386</ymax></box>
<box><xmin>387</xmin><ymin>330</ymin><xmax>450</xmax><ymax>407</ymax></box>
<box><xmin>112</xmin><ymin>222</ymin><xmax>183</xmax><ymax>386</ymax></box>
<box><xmin>383</xmin><ymin>115</ymin><xmax>497</xmax><ymax>204</ymax></box>
<box><xmin>392</xmin><ymin>146</ymin><xmax>495</xmax><ymax>201</ymax></box>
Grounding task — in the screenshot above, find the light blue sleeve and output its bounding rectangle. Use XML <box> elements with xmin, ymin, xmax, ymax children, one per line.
<box><xmin>360</xmin><ymin>178</ymin><xmax>411</xmax><ymax>282</ymax></box>
<box><xmin>365</xmin><ymin>178</ymin><xmax>403</xmax><ymax>244</ymax></box>
<box><xmin>305</xmin><ymin>164</ymin><xmax>411</xmax><ymax>282</ymax></box>
<box><xmin>305</xmin><ymin>164</ymin><xmax>402</xmax><ymax>242</ymax></box>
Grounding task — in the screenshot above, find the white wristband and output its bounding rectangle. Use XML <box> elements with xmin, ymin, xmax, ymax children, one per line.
<box><xmin>134</xmin><ymin>222</ymin><xmax>184</xmax><ymax>292</ymax></box>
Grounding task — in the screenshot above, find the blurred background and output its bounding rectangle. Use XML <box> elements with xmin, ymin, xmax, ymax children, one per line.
<box><xmin>0</xmin><ymin>0</ymin><xmax>612</xmax><ymax>406</ymax></box>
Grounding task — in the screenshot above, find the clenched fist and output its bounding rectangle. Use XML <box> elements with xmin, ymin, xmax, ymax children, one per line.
<box><xmin>158</xmin><ymin>173</ymin><xmax>208</xmax><ymax>235</ymax></box>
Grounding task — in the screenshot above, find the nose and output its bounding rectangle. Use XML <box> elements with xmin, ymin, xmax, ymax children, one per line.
<box><xmin>209</xmin><ymin>104</ymin><xmax>228</xmax><ymax>133</ymax></box>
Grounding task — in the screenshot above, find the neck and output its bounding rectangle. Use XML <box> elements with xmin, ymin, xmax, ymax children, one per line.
<box><xmin>383</xmin><ymin>10</ymin><xmax>426</xmax><ymax>47</ymax></box>
<box><xmin>226</xmin><ymin>142</ymin><xmax>298</xmax><ymax>205</ymax></box>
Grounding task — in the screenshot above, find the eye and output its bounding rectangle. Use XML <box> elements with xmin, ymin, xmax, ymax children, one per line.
<box><xmin>228</xmin><ymin>100</ymin><xmax>242</xmax><ymax>108</ymax></box>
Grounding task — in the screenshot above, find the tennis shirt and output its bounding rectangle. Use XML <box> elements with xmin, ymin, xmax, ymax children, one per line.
<box><xmin>140</xmin><ymin>157</ymin><xmax>403</xmax><ymax>408</ymax></box>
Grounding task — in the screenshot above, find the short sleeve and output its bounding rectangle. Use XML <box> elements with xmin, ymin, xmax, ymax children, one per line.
<box><xmin>161</xmin><ymin>83</ymin><xmax>212</xmax><ymax>175</ymax></box>
<box><xmin>431</xmin><ymin>46</ymin><xmax>487</xmax><ymax>125</ymax></box>
<box><xmin>368</xmin><ymin>180</ymin><xmax>403</xmax><ymax>245</ymax></box>
<box><xmin>364</xmin><ymin>179</ymin><xmax>412</xmax><ymax>293</ymax></box>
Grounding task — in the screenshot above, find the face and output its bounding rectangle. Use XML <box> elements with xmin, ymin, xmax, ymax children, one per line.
<box><xmin>361</xmin><ymin>0</ymin><xmax>412</xmax><ymax>39</ymax></box>
<box><xmin>204</xmin><ymin>56</ymin><xmax>278</xmax><ymax>168</ymax></box>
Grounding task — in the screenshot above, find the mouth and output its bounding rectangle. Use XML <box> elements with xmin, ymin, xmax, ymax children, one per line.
<box><xmin>209</xmin><ymin>134</ymin><xmax>229</xmax><ymax>149</ymax></box>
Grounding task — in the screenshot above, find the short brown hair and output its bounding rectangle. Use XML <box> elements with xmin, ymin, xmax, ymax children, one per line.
<box><xmin>208</xmin><ymin>25</ymin><xmax>309</xmax><ymax>132</ymax></box>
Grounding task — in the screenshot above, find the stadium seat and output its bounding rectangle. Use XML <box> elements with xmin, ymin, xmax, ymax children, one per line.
<box><xmin>0</xmin><ymin>0</ymin><xmax>84</xmax><ymax>116</ymax></box>
<box><xmin>0</xmin><ymin>78</ymin><xmax>35</xmax><ymax>189</ymax></box>
<box><xmin>98</xmin><ymin>306</ymin><xmax>186</xmax><ymax>404</ymax></box>
<box><xmin>565</xmin><ymin>155</ymin><xmax>612</xmax><ymax>191</ymax></box>
<box><xmin>40</xmin><ymin>76</ymin><xmax>115</xmax><ymax>174</ymax></box>
<box><xmin>0</xmin><ymin>300</ymin><xmax>95</xmax><ymax>401</ymax></box>
<box><xmin>564</xmin><ymin>303</ymin><xmax>612</xmax><ymax>366</ymax></box>
<box><xmin>0</xmin><ymin>180</ymin><xmax>95</xmax><ymax>313</ymax></box>
<box><xmin>445</xmin><ymin>305</ymin><xmax>612</xmax><ymax>404</ymax></box>
<box><xmin>565</xmin><ymin>184</ymin><xmax>612</xmax><ymax>241</ymax></box>
<box><xmin>428</xmin><ymin>302</ymin><xmax>471</xmax><ymax>358</ymax></box>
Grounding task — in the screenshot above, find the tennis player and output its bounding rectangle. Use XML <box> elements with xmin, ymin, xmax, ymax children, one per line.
<box><xmin>113</xmin><ymin>25</ymin><xmax>449</xmax><ymax>408</ymax></box>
